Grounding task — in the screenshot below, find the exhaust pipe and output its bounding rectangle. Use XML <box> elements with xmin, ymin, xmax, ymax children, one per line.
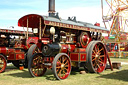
<box><xmin>48</xmin><ymin>0</ymin><xmax>55</xmax><ymax>16</ymax></box>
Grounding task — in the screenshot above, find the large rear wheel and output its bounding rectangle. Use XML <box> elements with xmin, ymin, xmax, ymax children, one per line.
<box><xmin>86</xmin><ymin>41</ymin><xmax>107</xmax><ymax>73</ymax></box>
<box><xmin>28</xmin><ymin>53</ymin><xmax>47</xmax><ymax>77</ymax></box>
<box><xmin>52</xmin><ymin>53</ymin><xmax>71</xmax><ymax>80</ymax></box>
<box><xmin>0</xmin><ymin>54</ymin><xmax>7</xmax><ymax>73</ymax></box>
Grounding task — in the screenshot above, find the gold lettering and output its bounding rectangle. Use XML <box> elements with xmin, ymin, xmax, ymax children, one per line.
<box><xmin>54</xmin><ymin>22</ymin><xmax>56</xmax><ymax>26</ymax></box>
<box><xmin>57</xmin><ymin>23</ymin><xmax>59</xmax><ymax>26</ymax></box>
<box><xmin>60</xmin><ymin>23</ymin><xmax>62</xmax><ymax>27</ymax></box>
<box><xmin>49</xmin><ymin>21</ymin><xmax>52</xmax><ymax>25</ymax></box>
<box><xmin>66</xmin><ymin>24</ymin><xmax>69</xmax><ymax>28</ymax></box>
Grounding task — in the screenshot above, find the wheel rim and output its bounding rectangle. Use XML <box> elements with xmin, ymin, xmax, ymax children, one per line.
<box><xmin>91</xmin><ymin>42</ymin><xmax>107</xmax><ymax>73</ymax></box>
<box><xmin>30</xmin><ymin>54</ymin><xmax>46</xmax><ymax>77</ymax></box>
<box><xmin>55</xmin><ymin>55</ymin><xmax>71</xmax><ymax>79</ymax></box>
<box><xmin>33</xmin><ymin>46</ymin><xmax>40</xmax><ymax>54</ymax></box>
<box><xmin>0</xmin><ymin>55</ymin><xmax>6</xmax><ymax>73</ymax></box>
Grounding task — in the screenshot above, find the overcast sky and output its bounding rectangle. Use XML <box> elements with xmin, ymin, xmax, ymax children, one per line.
<box><xmin>0</xmin><ymin>0</ymin><xmax>107</xmax><ymax>29</ymax></box>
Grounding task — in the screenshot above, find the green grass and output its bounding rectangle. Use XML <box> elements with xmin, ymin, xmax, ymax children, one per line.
<box><xmin>0</xmin><ymin>58</ymin><xmax>128</xmax><ymax>85</ymax></box>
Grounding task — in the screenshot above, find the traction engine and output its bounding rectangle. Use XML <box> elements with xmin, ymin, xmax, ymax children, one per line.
<box><xmin>18</xmin><ymin>0</ymin><xmax>109</xmax><ymax>80</ymax></box>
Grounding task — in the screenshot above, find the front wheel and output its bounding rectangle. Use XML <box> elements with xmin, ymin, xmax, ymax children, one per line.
<box><xmin>52</xmin><ymin>53</ymin><xmax>71</xmax><ymax>80</ymax></box>
<box><xmin>28</xmin><ymin>53</ymin><xmax>47</xmax><ymax>77</ymax></box>
<box><xmin>0</xmin><ymin>54</ymin><xmax>7</xmax><ymax>73</ymax></box>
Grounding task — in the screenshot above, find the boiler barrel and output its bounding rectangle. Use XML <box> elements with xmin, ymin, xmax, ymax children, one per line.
<box><xmin>42</xmin><ymin>43</ymin><xmax>76</xmax><ymax>57</ymax></box>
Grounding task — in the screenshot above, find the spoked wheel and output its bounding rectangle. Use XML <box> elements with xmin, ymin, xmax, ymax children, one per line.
<box><xmin>27</xmin><ymin>44</ymin><xmax>40</xmax><ymax>60</ymax></box>
<box><xmin>26</xmin><ymin>44</ymin><xmax>40</xmax><ymax>68</ymax></box>
<box><xmin>86</xmin><ymin>41</ymin><xmax>107</xmax><ymax>73</ymax></box>
<box><xmin>0</xmin><ymin>54</ymin><xmax>7</xmax><ymax>73</ymax></box>
<box><xmin>52</xmin><ymin>53</ymin><xmax>71</xmax><ymax>80</ymax></box>
<box><xmin>28</xmin><ymin>53</ymin><xmax>47</xmax><ymax>77</ymax></box>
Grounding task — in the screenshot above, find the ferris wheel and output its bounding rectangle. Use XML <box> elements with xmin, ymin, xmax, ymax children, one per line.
<box><xmin>101</xmin><ymin>0</ymin><xmax>128</xmax><ymax>40</ymax></box>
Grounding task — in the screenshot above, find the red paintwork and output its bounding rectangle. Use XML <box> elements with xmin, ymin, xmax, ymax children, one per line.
<box><xmin>18</xmin><ymin>14</ymin><xmax>44</xmax><ymax>28</ymax></box>
<box><xmin>60</xmin><ymin>44</ymin><xmax>69</xmax><ymax>53</ymax></box>
<box><xmin>26</xmin><ymin>37</ymin><xmax>39</xmax><ymax>46</ymax></box>
<box><xmin>75</xmin><ymin>48</ymin><xmax>86</xmax><ymax>52</ymax></box>
<box><xmin>0</xmin><ymin>47</ymin><xmax>24</xmax><ymax>60</ymax></box>
<box><xmin>83</xmin><ymin>35</ymin><xmax>88</xmax><ymax>42</ymax></box>
<box><xmin>70</xmin><ymin>53</ymin><xmax>79</xmax><ymax>61</ymax></box>
<box><xmin>8</xmin><ymin>53</ymin><xmax>15</xmax><ymax>60</ymax></box>
<box><xmin>0</xmin><ymin>47</ymin><xmax>7</xmax><ymax>55</ymax></box>
<box><xmin>70</xmin><ymin>53</ymin><xmax>86</xmax><ymax>62</ymax></box>
<box><xmin>8</xmin><ymin>52</ymin><xmax>24</xmax><ymax>60</ymax></box>
<box><xmin>80</xmin><ymin>53</ymin><xmax>86</xmax><ymax>61</ymax></box>
<box><xmin>0</xmin><ymin>29</ymin><xmax>33</xmax><ymax>35</ymax></box>
<box><xmin>80</xmin><ymin>32</ymin><xmax>92</xmax><ymax>48</ymax></box>
<box><xmin>94</xmin><ymin>23</ymin><xmax>100</xmax><ymax>26</ymax></box>
<box><xmin>15</xmin><ymin>53</ymin><xmax>24</xmax><ymax>60</ymax></box>
<box><xmin>69</xmin><ymin>44</ymin><xmax>76</xmax><ymax>52</ymax></box>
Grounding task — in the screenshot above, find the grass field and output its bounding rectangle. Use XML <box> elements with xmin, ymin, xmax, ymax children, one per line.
<box><xmin>0</xmin><ymin>58</ymin><xmax>128</xmax><ymax>85</ymax></box>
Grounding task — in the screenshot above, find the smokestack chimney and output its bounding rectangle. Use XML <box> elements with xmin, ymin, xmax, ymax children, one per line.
<box><xmin>48</xmin><ymin>0</ymin><xmax>55</xmax><ymax>16</ymax></box>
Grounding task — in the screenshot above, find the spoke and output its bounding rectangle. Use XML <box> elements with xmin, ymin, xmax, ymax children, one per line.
<box><xmin>92</xmin><ymin>55</ymin><xmax>95</xmax><ymax>57</ymax></box>
<box><xmin>65</xmin><ymin>61</ymin><xmax>68</xmax><ymax>65</ymax></box>
<box><xmin>35</xmin><ymin>51</ymin><xmax>38</xmax><ymax>53</ymax></box>
<box><xmin>63</xmin><ymin>67</ymin><xmax>68</xmax><ymax>72</ymax></box>
<box><xmin>64</xmin><ymin>65</ymin><xmax>69</xmax><ymax>68</ymax></box>
<box><xmin>62</xmin><ymin>57</ymin><xmax>67</xmax><ymax>63</ymax></box>
<box><xmin>99</xmin><ymin>55</ymin><xmax>105</xmax><ymax>58</ymax></box>
<box><xmin>97</xmin><ymin>64</ymin><xmax>101</xmax><ymax>70</ymax></box>
<box><xmin>56</xmin><ymin>66</ymin><xmax>61</xmax><ymax>68</ymax></box>
<box><xmin>95</xmin><ymin>45</ymin><xmax>98</xmax><ymax>52</ymax></box>
<box><xmin>93</xmin><ymin>62</ymin><xmax>96</xmax><ymax>66</ymax></box>
<box><xmin>59</xmin><ymin>57</ymin><xmax>62</xmax><ymax>63</ymax></box>
<box><xmin>58</xmin><ymin>69</ymin><xmax>62</xmax><ymax>77</ymax></box>
<box><xmin>99</xmin><ymin>58</ymin><xmax>103</xmax><ymax>62</ymax></box>
<box><xmin>92</xmin><ymin>50</ymin><xmax>96</xmax><ymax>55</ymax></box>
<box><xmin>37</xmin><ymin>48</ymin><xmax>41</xmax><ymax>53</ymax></box>
<box><xmin>98</xmin><ymin>47</ymin><xmax>104</xmax><ymax>53</ymax></box>
<box><xmin>56</xmin><ymin>68</ymin><xmax>60</xmax><ymax>73</ymax></box>
<box><xmin>62</xmin><ymin>69</ymin><xmax>66</xmax><ymax>74</ymax></box>
<box><xmin>57</xmin><ymin>59</ymin><xmax>61</xmax><ymax>64</ymax></box>
<box><xmin>92</xmin><ymin>58</ymin><xmax>96</xmax><ymax>62</ymax></box>
<box><xmin>98</xmin><ymin>60</ymin><xmax>104</xmax><ymax>64</ymax></box>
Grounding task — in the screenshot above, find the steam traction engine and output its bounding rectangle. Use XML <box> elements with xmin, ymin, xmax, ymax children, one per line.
<box><xmin>0</xmin><ymin>27</ymin><xmax>43</xmax><ymax>73</ymax></box>
<box><xmin>0</xmin><ymin>29</ymin><xmax>34</xmax><ymax>73</ymax></box>
<box><xmin>18</xmin><ymin>0</ymin><xmax>109</xmax><ymax>80</ymax></box>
